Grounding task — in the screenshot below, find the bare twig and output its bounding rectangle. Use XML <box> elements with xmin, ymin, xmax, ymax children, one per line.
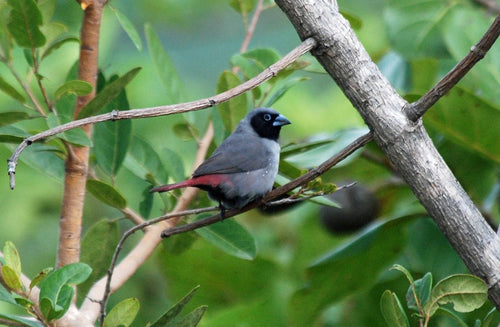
<box><xmin>405</xmin><ymin>13</ymin><xmax>500</xmax><ymax>121</ymax></box>
<box><xmin>31</xmin><ymin>48</ymin><xmax>53</xmax><ymax>112</ymax></box>
<box><xmin>161</xmin><ymin>132</ymin><xmax>373</xmax><ymax>237</ymax></box>
<box><xmin>97</xmin><ymin>206</ymin><xmax>218</xmax><ymax>326</ymax></box>
<box><xmin>7</xmin><ymin>37</ymin><xmax>317</xmax><ymax>190</ymax></box>
<box><xmin>6</xmin><ymin>62</ymin><xmax>47</xmax><ymax>117</ymax></box>
<box><xmin>240</xmin><ymin>0</ymin><xmax>265</xmax><ymax>53</ymax></box>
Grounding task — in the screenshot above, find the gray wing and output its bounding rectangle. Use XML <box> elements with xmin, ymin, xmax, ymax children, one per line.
<box><xmin>193</xmin><ymin>132</ymin><xmax>271</xmax><ymax>176</ymax></box>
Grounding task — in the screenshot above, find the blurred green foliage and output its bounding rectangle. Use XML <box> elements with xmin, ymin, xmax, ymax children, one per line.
<box><xmin>0</xmin><ymin>0</ymin><xmax>499</xmax><ymax>326</ymax></box>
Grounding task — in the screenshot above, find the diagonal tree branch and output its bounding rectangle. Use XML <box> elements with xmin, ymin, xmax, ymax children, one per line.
<box><xmin>275</xmin><ymin>0</ymin><xmax>500</xmax><ymax>310</ymax></box>
<box><xmin>160</xmin><ymin>132</ymin><xmax>373</xmax><ymax>237</ymax></box>
<box><xmin>405</xmin><ymin>13</ymin><xmax>500</xmax><ymax>121</ymax></box>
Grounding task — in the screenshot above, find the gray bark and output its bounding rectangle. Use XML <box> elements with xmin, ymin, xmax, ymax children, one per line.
<box><xmin>275</xmin><ymin>0</ymin><xmax>500</xmax><ymax>308</ymax></box>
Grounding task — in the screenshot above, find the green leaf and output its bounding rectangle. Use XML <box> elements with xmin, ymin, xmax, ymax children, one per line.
<box><xmin>30</xmin><ymin>267</ymin><xmax>53</xmax><ymax>290</ymax></box>
<box><xmin>435</xmin><ymin>307</ymin><xmax>469</xmax><ymax>327</ymax></box>
<box><xmin>39</xmin><ymin>263</ymin><xmax>92</xmax><ymax>321</ymax></box>
<box><xmin>139</xmin><ymin>185</ymin><xmax>154</xmax><ymax>219</ymax></box>
<box><xmin>424</xmin><ymin>274</ymin><xmax>488</xmax><ymax>317</ymax></box>
<box><xmin>380</xmin><ymin>290</ymin><xmax>409</xmax><ymax>327</ymax></box>
<box><xmin>0</xmin><ymin>125</ymin><xmax>31</xmax><ymax>143</ymax></box>
<box><xmin>441</xmin><ymin>6</ymin><xmax>500</xmax><ymax>105</ymax></box>
<box><xmin>145</xmin><ymin>23</ymin><xmax>184</xmax><ymax>103</ymax></box>
<box><xmin>103</xmin><ymin>297</ymin><xmax>140</xmax><ymax>327</ymax></box>
<box><xmin>41</xmin><ymin>35</ymin><xmax>79</xmax><ymax>60</ymax></box>
<box><xmin>1</xmin><ymin>266</ymin><xmax>22</xmax><ymax>290</ymax></box>
<box><xmin>230</xmin><ymin>48</ymin><xmax>281</xmax><ymax>79</ymax></box>
<box><xmin>93</xmin><ymin>73</ymin><xmax>131</xmax><ymax>176</ymax></box>
<box><xmin>77</xmin><ymin>67</ymin><xmax>141</xmax><ymax>119</ymax></box>
<box><xmin>483</xmin><ymin>307</ymin><xmax>500</xmax><ymax>327</ymax></box>
<box><xmin>0</xmin><ymin>313</ymin><xmax>44</xmax><ymax>327</ymax></box>
<box><xmin>54</xmin><ymin>80</ymin><xmax>92</xmax><ymax>100</ymax></box>
<box><xmin>195</xmin><ymin>217</ymin><xmax>256</xmax><ymax>260</ymax></box>
<box><xmin>288</xmin><ymin>215</ymin><xmax>418</xmax><ymax>326</ymax></box>
<box><xmin>0</xmin><ymin>112</ymin><xmax>30</xmax><ymax>128</ymax></box>
<box><xmin>378</xmin><ymin>51</ymin><xmax>410</xmax><ymax>93</ymax></box>
<box><xmin>46</xmin><ymin>113</ymin><xmax>92</xmax><ymax>147</ymax></box>
<box><xmin>124</xmin><ymin>135</ymin><xmax>168</xmax><ymax>185</ymax></box>
<box><xmin>18</xmin><ymin>143</ymin><xmax>65</xmax><ymax>181</ymax></box>
<box><xmin>173</xmin><ymin>123</ymin><xmax>196</xmax><ymax>141</ymax></box>
<box><xmin>229</xmin><ymin>0</ymin><xmax>257</xmax><ymax>15</ymax></box>
<box><xmin>38</xmin><ymin>0</ymin><xmax>56</xmax><ymax>23</ymax></box>
<box><xmin>424</xmin><ymin>87</ymin><xmax>500</xmax><ymax>165</ymax></box>
<box><xmin>0</xmin><ymin>77</ymin><xmax>26</xmax><ymax>103</ymax></box>
<box><xmin>3</xmin><ymin>241</ymin><xmax>21</xmax><ymax>277</ymax></box>
<box><xmin>0</xmin><ymin>283</ymin><xmax>16</xmax><ymax>304</ymax></box>
<box><xmin>384</xmin><ymin>0</ymin><xmax>454</xmax><ymax>59</ymax></box>
<box><xmin>216</xmin><ymin>70</ymin><xmax>247</xmax><ymax>132</ymax></box>
<box><xmin>94</xmin><ymin>114</ymin><xmax>131</xmax><ymax>176</ymax></box>
<box><xmin>162</xmin><ymin>148</ymin><xmax>185</xmax><ymax>184</ymax></box>
<box><xmin>3</xmin><ymin>241</ymin><xmax>21</xmax><ymax>279</ymax></box>
<box><xmin>263</xmin><ymin>76</ymin><xmax>310</xmax><ymax>107</ymax></box>
<box><xmin>436</xmin><ymin>139</ymin><xmax>496</xmax><ymax>202</ymax></box>
<box><xmin>307</xmin><ymin>195</ymin><xmax>340</xmax><ymax>208</ymax></box>
<box><xmin>111</xmin><ymin>6</ymin><xmax>142</xmax><ymax>51</ymax></box>
<box><xmin>0</xmin><ymin>17</ymin><xmax>12</xmax><ymax>61</ymax></box>
<box><xmin>406</xmin><ymin>272</ymin><xmax>432</xmax><ymax>310</ymax></box>
<box><xmin>340</xmin><ymin>10</ymin><xmax>362</xmax><ymax>30</ymax></box>
<box><xmin>7</xmin><ymin>0</ymin><xmax>46</xmax><ymax>48</ymax></box>
<box><xmin>280</xmin><ymin>139</ymin><xmax>337</xmax><ymax>158</ymax></box>
<box><xmin>149</xmin><ymin>286</ymin><xmax>200</xmax><ymax>327</ymax></box>
<box><xmin>286</xmin><ymin>128</ymin><xmax>369</xmax><ymax>168</ymax></box>
<box><xmin>78</xmin><ymin>219</ymin><xmax>119</xmax><ymax>304</ymax></box>
<box><xmin>172</xmin><ymin>305</ymin><xmax>207</xmax><ymax>327</ymax></box>
<box><xmin>86</xmin><ymin>179</ymin><xmax>127</xmax><ymax>209</ymax></box>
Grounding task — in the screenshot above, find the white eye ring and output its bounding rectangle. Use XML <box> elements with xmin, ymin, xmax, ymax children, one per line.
<box><xmin>263</xmin><ymin>113</ymin><xmax>272</xmax><ymax>121</ymax></box>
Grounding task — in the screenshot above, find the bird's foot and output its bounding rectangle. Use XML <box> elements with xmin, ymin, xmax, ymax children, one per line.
<box><xmin>219</xmin><ymin>202</ymin><xmax>226</xmax><ymax>221</ymax></box>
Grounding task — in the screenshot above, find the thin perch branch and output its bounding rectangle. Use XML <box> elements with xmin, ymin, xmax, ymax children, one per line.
<box><xmin>7</xmin><ymin>37</ymin><xmax>317</xmax><ymax>190</ymax></box>
<box><xmin>161</xmin><ymin>132</ymin><xmax>373</xmax><ymax>237</ymax></box>
<box><xmin>404</xmin><ymin>13</ymin><xmax>500</xmax><ymax>121</ymax></box>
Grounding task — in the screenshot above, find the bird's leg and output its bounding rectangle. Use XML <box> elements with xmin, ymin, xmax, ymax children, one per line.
<box><xmin>218</xmin><ymin>201</ymin><xmax>225</xmax><ymax>221</ymax></box>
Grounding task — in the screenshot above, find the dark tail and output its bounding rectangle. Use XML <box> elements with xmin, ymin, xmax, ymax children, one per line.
<box><xmin>150</xmin><ymin>180</ymin><xmax>194</xmax><ymax>193</ymax></box>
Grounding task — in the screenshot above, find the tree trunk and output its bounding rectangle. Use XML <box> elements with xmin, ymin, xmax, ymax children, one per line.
<box><xmin>275</xmin><ymin>0</ymin><xmax>500</xmax><ymax>308</ymax></box>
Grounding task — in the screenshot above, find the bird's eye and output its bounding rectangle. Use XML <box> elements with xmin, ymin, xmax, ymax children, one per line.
<box><xmin>263</xmin><ymin>113</ymin><xmax>272</xmax><ymax>121</ymax></box>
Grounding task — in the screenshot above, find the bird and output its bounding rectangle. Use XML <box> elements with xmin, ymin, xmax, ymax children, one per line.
<box><xmin>150</xmin><ymin>107</ymin><xmax>291</xmax><ymax>213</ymax></box>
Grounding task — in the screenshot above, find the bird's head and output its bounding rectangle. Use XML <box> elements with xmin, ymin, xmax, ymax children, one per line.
<box><xmin>247</xmin><ymin>107</ymin><xmax>291</xmax><ymax>141</ymax></box>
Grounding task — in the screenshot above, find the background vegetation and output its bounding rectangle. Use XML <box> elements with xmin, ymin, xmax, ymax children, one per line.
<box><xmin>0</xmin><ymin>0</ymin><xmax>499</xmax><ymax>326</ymax></box>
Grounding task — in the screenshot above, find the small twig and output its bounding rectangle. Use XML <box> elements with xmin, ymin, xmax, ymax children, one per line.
<box><xmin>98</xmin><ymin>206</ymin><xmax>218</xmax><ymax>325</ymax></box>
<box><xmin>7</xmin><ymin>37</ymin><xmax>317</xmax><ymax>190</ymax></box>
<box><xmin>263</xmin><ymin>181</ymin><xmax>357</xmax><ymax>207</ymax></box>
<box><xmin>161</xmin><ymin>132</ymin><xmax>373</xmax><ymax>237</ymax></box>
<box><xmin>405</xmin><ymin>13</ymin><xmax>500</xmax><ymax>121</ymax></box>
<box><xmin>6</xmin><ymin>62</ymin><xmax>47</xmax><ymax>118</ymax></box>
<box><xmin>31</xmin><ymin>48</ymin><xmax>53</xmax><ymax>113</ymax></box>
<box><xmin>239</xmin><ymin>0</ymin><xmax>265</xmax><ymax>53</ymax></box>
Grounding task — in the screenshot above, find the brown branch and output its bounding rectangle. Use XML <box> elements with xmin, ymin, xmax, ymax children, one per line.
<box><xmin>404</xmin><ymin>13</ymin><xmax>500</xmax><ymax>121</ymax></box>
<box><xmin>6</xmin><ymin>62</ymin><xmax>47</xmax><ymax>117</ymax></box>
<box><xmin>239</xmin><ymin>0</ymin><xmax>265</xmax><ymax>53</ymax></box>
<box><xmin>161</xmin><ymin>132</ymin><xmax>373</xmax><ymax>237</ymax></box>
<box><xmin>7</xmin><ymin>37</ymin><xmax>317</xmax><ymax>189</ymax></box>
<box><xmin>81</xmin><ymin>115</ymin><xmax>216</xmax><ymax>323</ymax></box>
<box><xmin>97</xmin><ymin>206</ymin><xmax>218</xmax><ymax>326</ymax></box>
<box><xmin>56</xmin><ymin>1</ymin><xmax>105</xmax><ymax>273</ymax></box>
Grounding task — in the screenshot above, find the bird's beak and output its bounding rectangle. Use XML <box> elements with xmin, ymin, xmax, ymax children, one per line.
<box><xmin>273</xmin><ymin>114</ymin><xmax>291</xmax><ymax>127</ymax></box>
